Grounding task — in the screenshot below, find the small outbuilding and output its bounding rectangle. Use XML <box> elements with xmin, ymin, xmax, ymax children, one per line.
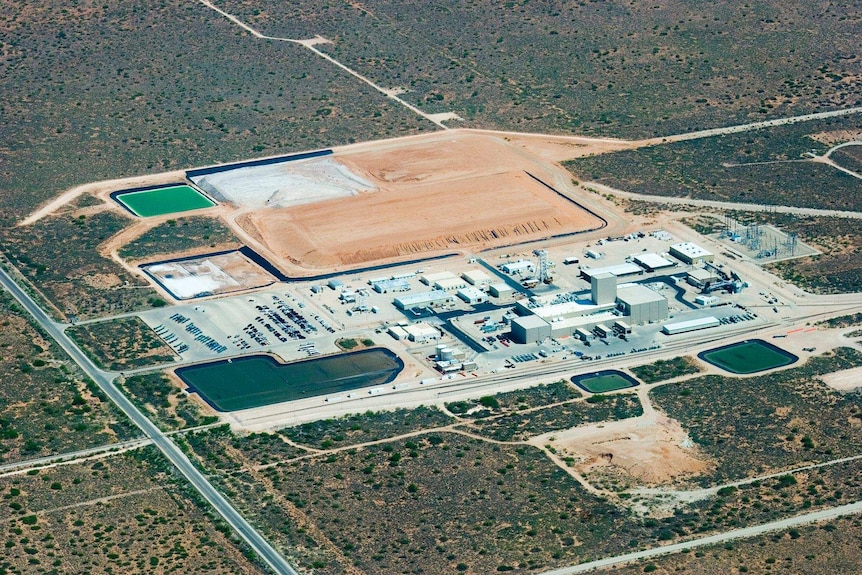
<box><xmin>489</xmin><ymin>283</ymin><xmax>515</xmax><ymax>298</ymax></box>
<box><xmin>457</xmin><ymin>287</ymin><xmax>488</xmax><ymax>305</ymax></box>
<box><xmin>670</xmin><ymin>242</ymin><xmax>714</xmax><ymax>265</ymax></box>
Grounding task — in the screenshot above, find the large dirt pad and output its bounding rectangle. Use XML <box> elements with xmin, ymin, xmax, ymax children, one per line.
<box><xmin>543</xmin><ymin>413</ymin><xmax>711</xmax><ymax>485</ymax></box>
<box><xmin>243</xmin><ymin>133</ymin><xmax>605</xmax><ymax>271</ymax></box>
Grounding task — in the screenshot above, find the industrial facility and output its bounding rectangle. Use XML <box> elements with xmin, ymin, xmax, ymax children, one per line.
<box><xmin>510</xmin><ymin>273</ymin><xmax>669</xmax><ymax>343</ymax></box>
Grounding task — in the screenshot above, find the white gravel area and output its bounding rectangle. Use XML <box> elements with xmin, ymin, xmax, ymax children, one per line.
<box><xmin>191</xmin><ymin>157</ymin><xmax>375</xmax><ymax>209</ymax></box>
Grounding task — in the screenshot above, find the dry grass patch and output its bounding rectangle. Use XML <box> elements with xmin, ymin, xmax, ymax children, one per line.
<box><xmin>67</xmin><ymin>317</ymin><xmax>177</xmax><ymax>371</ymax></box>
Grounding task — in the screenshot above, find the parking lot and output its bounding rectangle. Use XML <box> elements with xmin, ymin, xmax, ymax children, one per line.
<box><xmin>138</xmin><ymin>287</ymin><xmax>345</xmax><ymax>364</ymax></box>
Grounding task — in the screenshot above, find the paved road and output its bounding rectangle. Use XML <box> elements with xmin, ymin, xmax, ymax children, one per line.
<box><xmin>538</xmin><ymin>499</ymin><xmax>862</xmax><ymax>574</ymax></box>
<box><xmin>0</xmin><ymin>266</ymin><xmax>297</xmax><ymax>575</ymax></box>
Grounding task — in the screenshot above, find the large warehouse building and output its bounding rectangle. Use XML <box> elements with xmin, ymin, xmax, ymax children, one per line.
<box><xmin>616</xmin><ymin>284</ymin><xmax>669</xmax><ymax>324</ymax></box>
<box><xmin>510</xmin><ymin>315</ymin><xmax>552</xmax><ymax>344</ymax></box>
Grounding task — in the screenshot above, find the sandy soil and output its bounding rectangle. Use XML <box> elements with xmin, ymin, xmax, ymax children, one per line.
<box><xmin>822</xmin><ymin>366</ymin><xmax>862</xmax><ymax>391</ymax></box>
<box><xmin>243</xmin><ymin>132</ymin><xmax>605</xmax><ymax>271</ymax></box>
<box><xmin>809</xmin><ymin>129</ymin><xmax>862</xmax><ymax>146</ymax></box>
<box><xmin>536</xmin><ymin>411</ymin><xmax>711</xmax><ymax>485</ymax></box>
<box><xmin>464</xmin><ymin>129</ymin><xmax>640</xmax><ymax>162</ymax></box>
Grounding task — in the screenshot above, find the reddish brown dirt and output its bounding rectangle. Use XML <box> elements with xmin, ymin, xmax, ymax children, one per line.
<box><xmin>543</xmin><ymin>413</ymin><xmax>712</xmax><ymax>485</ymax></box>
<box><xmin>243</xmin><ymin>133</ymin><xmax>604</xmax><ymax>270</ymax></box>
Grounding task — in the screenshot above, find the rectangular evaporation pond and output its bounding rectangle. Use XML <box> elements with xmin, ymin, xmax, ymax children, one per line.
<box><xmin>115</xmin><ymin>185</ymin><xmax>215</xmax><ymax>217</ymax></box>
<box><xmin>175</xmin><ymin>349</ymin><xmax>404</xmax><ymax>412</ymax></box>
<box><xmin>572</xmin><ymin>370</ymin><xmax>639</xmax><ymax>393</ymax></box>
<box><xmin>698</xmin><ymin>339</ymin><xmax>797</xmax><ymax>375</ymax></box>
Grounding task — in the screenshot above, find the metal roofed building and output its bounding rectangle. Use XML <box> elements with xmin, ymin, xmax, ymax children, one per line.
<box><xmin>632</xmin><ymin>253</ymin><xmax>677</xmax><ymax>272</ymax></box>
<box><xmin>403</xmin><ymin>323</ymin><xmax>441</xmax><ymax>342</ymax></box>
<box><xmin>514</xmin><ymin>297</ymin><xmax>613</xmax><ymax>321</ymax></box>
<box><xmin>616</xmin><ymin>284</ymin><xmax>669</xmax><ymax>324</ymax></box>
<box><xmin>501</xmin><ymin>260</ymin><xmax>534</xmax><ymax>274</ymax></box>
<box><xmin>669</xmin><ymin>242</ymin><xmax>714</xmax><ymax>265</ymax></box>
<box><xmin>579</xmin><ymin>262</ymin><xmax>644</xmax><ymax>281</ymax></box>
<box><xmin>387</xmin><ymin>325</ymin><xmax>409</xmax><ymax>340</ymax></box>
<box><xmin>662</xmin><ymin>316</ymin><xmax>720</xmax><ymax>335</ymax></box>
<box><xmin>511</xmin><ymin>315</ymin><xmax>551</xmax><ymax>343</ymax></box>
<box><xmin>686</xmin><ymin>268</ymin><xmax>719</xmax><ymax>288</ymax></box>
<box><xmin>434</xmin><ymin>277</ymin><xmax>468</xmax><ymax>291</ymax></box>
<box><xmin>393</xmin><ymin>290</ymin><xmax>454</xmax><ymax>310</ymax></box>
<box><xmin>420</xmin><ymin>271</ymin><xmax>457</xmax><ymax>285</ymax></box>
<box><xmin>489</xmin><ymin>283</ymin><xmax>515</xmax><ymax>298</ymax></box>
<box><xmin>372</xmin><ymin>278</ymin><xmax>411</xmax><ymax>293</ymax></box>
<box><xmin>461</xmin><ymin>269</ymin><xmax>493</xmax><ymax>286</ymax></box>
<box><xmin>457</xmin><ymin>286</ymin><xmax>488</xmax><ymax>305</ymax></box>
<box><xmin>545</xmin><ymin>311</ymin><xmax>619</xmax><ymax>339</ymax></box>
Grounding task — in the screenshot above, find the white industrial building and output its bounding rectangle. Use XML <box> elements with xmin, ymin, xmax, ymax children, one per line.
<box><xmin>686</xmin><ymin>268</ymin><xmax>719</xmax><ymax>288</ymax></box>
<box><xmin>387</xmin><ymin>325</ymin><xmax>409</xmax><ymax>340</ymax></box>
<box><xmin>457</xmin><ymin>287</ymin><xmax>488</xmax><ymax>305</ymax></box>
<box><xmin>501</xmin><ymin>260</ymin><xmax>534</xmax><ymax>274</ymax></box>
<box><xmin>633</xmin><ymin>253</ymin><xmax>676</xmax><ymax>272</ymax></box>
<box><xmin>434</xmin><ymin>277</ymin><xmax>468</xmax><ymax>291</ymax></box>
<box><xmin>580</xmin><ymin>262</ymin><xmax>644</xmax><ymax>281</ymax></box>
<box><xmin>372</xmin><ymin>278</ymin><xmax>411</xmax><ymax>293</ymax></box>
<box><xmin>489</xmin><ymin>283</ymin><xmax>515</xmax><ymax>298</ymax></box>
<box><xmin>662</xmin><ymin>316</ymin><xmax>720</xmax><ymax>335</ymax></box>
<box><xmin>462</xmin><ymin>269</ymin><xmax>493</xmax><ymax>286</ymax></box>
<box><xmin>614</xmin><ymin>320</ymin><xmax>632</xmax><ymax>334</ymax></box>
<box><xmin>420</xmin><ymin>271</ymin><xmax>457</xmax><ymax>285</ymax></box>
<box><xmin>591</xmin><ymin>272</ymin><xmax>617</xmax><ymax>305</ymax></box>
<box><xmin>403</xmin><ymin>323</ymin><xmax>440</xmax><ymax>343</ymax></box>
<box><xmin>670</xmin><ymin>242</ymin><xmax>714</xmax><ymax>265</ymax></box>
<box><xmin>695</xmin><ymin>295</ymin><xmax>720</xmax><ymax>306</ymax></box>
<box><xmin>510</xmin><ymin>315</ymin><xmax>552</xmax><ymax>343</ymax></box>
<box><xmin>393</xmin><ymin>290</ymin><xmax>454</xmax><ymax>310</ymax></box>
<box><xmin>616</xmin><ymin>284</ymin><xmax>668</xmax><ymax>324</ymax></box>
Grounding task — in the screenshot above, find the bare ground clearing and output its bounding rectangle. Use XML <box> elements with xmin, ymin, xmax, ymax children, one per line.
<box><xmin>242</xmin><ymin>132</ymin><xmax>605</xmax><ymax>271</ymax></box>
<box><xmin>822</xmin><ymin>366</ymin><xmax>862</xmax><ymax>391</ymax></box>
<box><xmin>537</xmin><ymin>412</ymin><xmax>711</xmax><ymax>486</ymax></box>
